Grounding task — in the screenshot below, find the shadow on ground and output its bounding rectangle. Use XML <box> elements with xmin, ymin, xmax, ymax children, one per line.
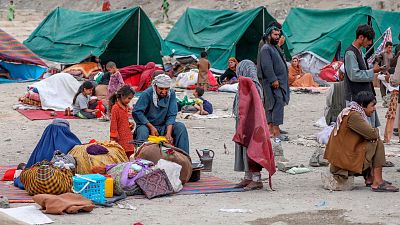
<box><xmin>247</xmin><ymin>209</ymin><xmax>382</xmax><ymax>225</ymax></box>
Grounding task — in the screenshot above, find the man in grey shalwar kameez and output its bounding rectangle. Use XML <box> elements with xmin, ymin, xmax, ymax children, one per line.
<box><xmin>259</xmin><ymin>26</ymin><xmax>290</xmax><ymax>141</ymax></box>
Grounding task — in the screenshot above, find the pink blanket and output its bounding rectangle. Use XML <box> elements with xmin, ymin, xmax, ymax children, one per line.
<box><xmin>232</xmin><ymin>77</ymin><xmax>276</xmax><ymax>188</ymax></box>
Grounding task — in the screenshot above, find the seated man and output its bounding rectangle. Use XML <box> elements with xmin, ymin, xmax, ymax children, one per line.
<box><xmin>133</xmin><ymin>74</ymin><xmax>190</xmax><ymax>153</ymax></box>
<box><xmin>324</xmin><ymin>91</ymin><xmax>398</xmax><ymax>192</ymax></box>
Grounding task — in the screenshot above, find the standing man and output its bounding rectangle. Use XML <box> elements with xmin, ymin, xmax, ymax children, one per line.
<box><xmin>344</xmin><ymin>24</ymin><xmax>384</xmax><ymax>128</ymax></box>
<box><xmin>259</xmin><ymin>26</ymin><xmax>290</xmax><ymax>141</ymax></box>
<box><xmin>7</xmin><ymin>1</ymin><xmax>15</xmax><ymax>21</ymax></box>
<box><xmin>161</xmin><ymin>0</ymin><xmax>169</xmax><ymax>21</ymax></box>
<box><xmin>377</xmin><ymin>41</ymin><xmax>393</xmax><ymax>107</ymax></box>
<box><xmin>197</xmin><ymin>51</ymin><xmax>210</xmax><ymax>90</ymax></box>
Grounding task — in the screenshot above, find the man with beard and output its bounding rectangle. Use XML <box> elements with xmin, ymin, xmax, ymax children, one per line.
<box><xmin>259</xmin><ymin>26</ymin><xmax>290</xmax><ymax>141</ymax></box>
<box><xmin>133</xmin><ymin>74</ymin><xmax>190</xmax><ymax>153</ymax></box>
<box><xmin>344</xmin><ymin>24</ymin><xmax>383</xmax><ymax>128</ymax></box>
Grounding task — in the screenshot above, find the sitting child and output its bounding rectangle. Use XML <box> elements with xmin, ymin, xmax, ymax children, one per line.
<box><xmin>183</xmin><ymin>87</ymin><xmax>213</xmax><ymax>115</ymax></box>
<box><xmin>72</xmin><ymin>81</ymin><xmax>99</xmax><ymax>119</ymax></box>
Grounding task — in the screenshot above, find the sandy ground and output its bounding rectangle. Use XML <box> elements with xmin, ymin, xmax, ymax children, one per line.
<box><xmin>1</xmin><ymin>1</ymin><xmax>400</xmax><ymax>224</ymax></box>
<box><xmin>1</xmin><ymin>82</ymin><xmax>400</xmax><ymax>225</ymax></box>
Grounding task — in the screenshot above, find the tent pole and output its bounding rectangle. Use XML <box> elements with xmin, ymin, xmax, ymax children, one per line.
<box><xmin>137</xmin><ymin>9</ymin><xmax>141</xmax><ymax>65</ymax></box>
<box><xmin>262</xmin><ymin>7</ymin><xmax>265</xmax><ymax>34</ymax></box>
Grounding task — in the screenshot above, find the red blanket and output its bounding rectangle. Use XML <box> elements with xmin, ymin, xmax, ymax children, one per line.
<box><xmin>232</xmin><ymin>77</ymin><xmax>276</xmax><ymax>188</ymax></box>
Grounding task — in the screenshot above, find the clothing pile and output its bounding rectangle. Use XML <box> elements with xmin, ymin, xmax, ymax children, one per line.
<box><xmin>62</xmin><ymin>62</ymin><xmax>102</xmax><ymax>80</ymax></box>
<box><xmin>18</xmin><ymin>87</ymin><xmax>41</xmax><ymax>107</ymax></box>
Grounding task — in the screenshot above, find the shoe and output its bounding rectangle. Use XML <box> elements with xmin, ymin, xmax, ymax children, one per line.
<box><xmin>233</xmin><ymin>179</ymin><xmax>252</xmax><ymax>188</ymax></box>
<box><xmin>244</xmin><ymin>181</ymin><xmax>263</xmax><ymax>191</ymax></box>
<box><xmin>280</xmin><ymin>129</ymin><xmax>288</xmax><ymax>134</ymax></box>
<box><xmin>277</xmin><ymin>134</ymin><xmax>289</xmax><ymax>141</ymax></box>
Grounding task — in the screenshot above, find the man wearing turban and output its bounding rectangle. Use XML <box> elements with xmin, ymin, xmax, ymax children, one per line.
<box><xmin>133</xmin><ymin>74</ymin><xmax>190</xmax><ymax>153</ymax></box>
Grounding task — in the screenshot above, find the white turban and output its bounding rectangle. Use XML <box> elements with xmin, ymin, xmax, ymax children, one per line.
<box><xmin>152</xmin><ymin>74</ymin><xmax>172</xmax><ymax>107</ymax></box>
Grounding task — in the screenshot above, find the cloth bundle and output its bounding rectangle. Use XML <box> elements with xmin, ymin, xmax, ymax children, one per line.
<box><xmin>51</xmin><ymin>150</ymin><xmax>76</xmax><ymax>170</ymax></box>
<box><xmin>33</xmin><ymin>193</ymin><xmax>95</xmax><ymax>215</ymax></box>
<box><xmin>68</xmin><ymin>141</ymin><xmax>128</xmax><ymax>174</ymax></box>
<box><xmin>136</xmin><ymin>169</ymin><xmax>174</xmax><ymax>199</ymax></box>
<box><xmin>134</xmin><ymin>142</ymin><xmax>192</xmax><ymax>184</ymax></box>
<box><xmin>106</xmin><ymin>159</ymin><xmax>154</xmax><ymax>196</ymax></box>
<box><xmin>20</xmin><ymin>160</ymin><xmax>73</xmax><ymax>196</ymax></box>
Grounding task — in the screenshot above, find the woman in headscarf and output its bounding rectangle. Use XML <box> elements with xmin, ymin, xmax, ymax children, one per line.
<box><xmin>288</xmin><ymin>57</ymin><xmax>319</xmax><ymax>87</ymax></box>
<box><xmin>218</xmin><ymin>57</ymin><xmax>238</xmax><ymax>85</ymax></box>
<box><xmin>14</xmin><ymin>119</ymin><xmax>81</xmax><ymax>189</ymax></box>
<box><xmin>233</xmin><ymin>60</ymin><xmax>275</xmax><ymax>191</ymax></box>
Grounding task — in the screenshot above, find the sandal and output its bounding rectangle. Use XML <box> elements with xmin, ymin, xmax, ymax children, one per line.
<box><xmin>371</xmin><ymin>182</ymin><xmax>399</xmax><ymax>192</ymax></box>
<box><xmin>383</xmin><ymin>161</ymin><xmax>395</xmax><ymax>167</ymax></box>
<box><xmin>366</xmin><ymin>180</ymin><xmax>392</xmax><ymax>187</ymax></box>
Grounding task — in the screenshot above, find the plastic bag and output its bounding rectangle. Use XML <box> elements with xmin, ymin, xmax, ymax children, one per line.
<box><xmin>176</xmin><ymin>69</ymin><xmax>198</xmax><ymax>88</ymax></box>
<box><xmin>218</xmin><ymin>83</ymin><xmax>238</xmax><ymax>93</ymax></box>
<box><xmin>316</xmin><ymin>125</ymin><xmax>334</xmax><ymax>145</ymax></box>
<box><xmin>155</xmin><ymin>159</ymin><xmax>183</xmax><ymax>192</ymax></box>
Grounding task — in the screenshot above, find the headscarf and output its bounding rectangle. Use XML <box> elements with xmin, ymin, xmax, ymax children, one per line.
<box><xmin>152</xmin><ymin>74</ymin><xmax>172</xmax><ymax>107</ymax></box>
<box><xmin>333</xmin><ymin>101</ymin><xmax>368</xmax><ymax>136</ymax></box>
<box><xmin>265</xmin><ymin>25</ymin><xmax>279</xmax><ymax>36</ymax></box>
<box><xmin>228</xmin><ymin>57</ymin><xmax>238</xmax><ymax>71</ymax></box>
<box><xmin>233</xmin><ymin>60</ymin><xmax>263</xmax><ymax>116</ymax></box>
<box><xmin>236</xmin><ymin>60</ymin><xmax>263</xmax><ymax>99</ymax></box>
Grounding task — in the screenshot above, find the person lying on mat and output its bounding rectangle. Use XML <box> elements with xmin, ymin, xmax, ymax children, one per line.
<box><xmin>324</xmin><ymin>91</ymin><xmax>399</xmax><ymax>192</ymax></box>
<box><xmin>133</xmin><ymin>74</ymin><xmax>190</xmax><ymax>153</ymax></box>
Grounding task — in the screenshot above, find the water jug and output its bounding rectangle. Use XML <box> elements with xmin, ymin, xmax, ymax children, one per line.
<box><xmin>196</xmin><ymin>149</ymin><xmax>214</xmax><ymax>172</ymax></box>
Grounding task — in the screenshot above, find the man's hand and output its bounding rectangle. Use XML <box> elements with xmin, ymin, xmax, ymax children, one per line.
<box><xmin>373</xmin><ymin>64</ymin><xmax>382</xmax><ymax>73</ymax></box>
<box><xmin>147</xmin><ymin>124</ymin><xmax>159</xmax><ymax>136</ymax></box>
<box><xmin>385</xmin><ymin>73</ymin><xmax>390</xmax><ymax>82</ymax></box>
<box><xmin>165</xmin><ymin>133</ymin><xmax>173</xmax><ymax>144</ymax></box>
<box><xmin>272</xmin><ymin>80</ymin><xmax>279</xmax><ymax>89</ymax></box>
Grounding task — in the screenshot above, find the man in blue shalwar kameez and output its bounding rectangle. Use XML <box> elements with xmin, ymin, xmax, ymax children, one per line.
<box><xmin>133</xmin><ymin>74</ymin><xmax>190</xmax><ymax>153</ymax></box>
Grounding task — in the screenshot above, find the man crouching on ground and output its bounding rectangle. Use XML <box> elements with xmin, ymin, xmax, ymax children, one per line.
<box><xmin>324</xmin><ymin>91</ymin><xmax>398</xmax><ymax>192</ymax></box>
<box><xmin>133</xmin><ymin>74</ymin><xmax>189</xmax><ymax>153</ymax></box>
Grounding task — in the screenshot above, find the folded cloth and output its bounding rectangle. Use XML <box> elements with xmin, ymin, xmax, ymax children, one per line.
<box><xmin>32</xmin><ymin>193</ymin><xmax>95</xmax><ymax>215</ymax></box>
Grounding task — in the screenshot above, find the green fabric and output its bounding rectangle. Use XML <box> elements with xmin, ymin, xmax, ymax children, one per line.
<box><xmin>372</xmin><ymin>9</ymin><xmax>400</xmax><ymax>47</ymax></box>
<box><xmin>24</xmin><ymin>7</ymin><xmax>171</xmax><ymax>67</ymax></box>
<box><xmin>177</xmin><ymin>96</ymin><xmax>194</xmax><ymax>107</ymax></box>
<box><xmin>165</xmin><ymin>7</ymin><xmax>276</xmax><ymax>70</ymax></box>
<box><xmin>282</xmin><ymin>7</ymin><xmax>400</xmax><ymax>62</ymax></box>
<box><xmin>7</xmin><ymin>4</ymin><xmax>15</xmax><ymax>21</ymax></box>
<box><xmin>283</xmin><ymin>7</ymin><xmax>373</xmax><ymax>61</ymax></box>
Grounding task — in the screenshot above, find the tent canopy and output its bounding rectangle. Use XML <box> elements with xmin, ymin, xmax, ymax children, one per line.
<box><xmin>24</xmin><ymin>7</ymin><xmax>170</xmax><ymax>67</ymax></box>
<box><xmin>0</xmin><ymin>28</ymin><xmax>47</xmax><ymax>83</ymax></box>
<box><xmin>165</xmin><ymin>7</ymin><xmax>276</xmax><ymax>70</ymax></box>
<box><xmin>282</xmin><ymin>7</ymin><xmax>394</xmax><ymax>62</ymax></box>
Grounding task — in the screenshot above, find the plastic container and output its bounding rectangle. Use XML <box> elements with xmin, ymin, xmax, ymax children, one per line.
<box><xmin>73</xmin><ymin>174</ymin><xmax>106</xmax><ymax>203</ymax></box>
<box><xmin>95</xmin><ymin>101</ymin><xmax>106</xmax><ymax>118</ymax></box>
<box><xmin>104</xmin><ymin>175</ymin><xmax>114</xmax><ymax>198</ymax></box>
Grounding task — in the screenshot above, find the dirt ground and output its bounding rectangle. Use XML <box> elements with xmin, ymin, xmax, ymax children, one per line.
<box><xmin>1</xmin><ymin>83</ymin><xmax>400</xmax><ymax>225</ymax></box>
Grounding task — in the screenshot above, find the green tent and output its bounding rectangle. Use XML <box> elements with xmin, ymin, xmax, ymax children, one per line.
<box><xmin>372</xmin><ymin>9</ymin><xmax>400</xmax><ymax>47</ymax></box>
<box><xmin>282</xmin><ymin>7</ymin><xmax>389</xmax><ymax>62</ymax></box>
<box><xmin>165</xmin><ymin>7</ymin><xmax>276</xmax><ymax>70</ymax></box>
<box><xmin>24</xmin><ymin>7</ymin><xmax>170</xmax><ymax>67</ymax></box>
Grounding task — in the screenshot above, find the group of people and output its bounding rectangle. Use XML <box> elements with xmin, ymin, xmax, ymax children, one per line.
<box><xmin>231</xmin><ymin>22</ymin><xmax>400</xmax><ymax>193</ymax></box>
<box><xmin>323</xmin><ymin>24</ymin><xmax>399</xmax><ymax>192</ymax></box>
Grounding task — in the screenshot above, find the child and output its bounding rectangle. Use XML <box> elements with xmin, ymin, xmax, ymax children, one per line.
<box><xmin>193</xmin><ymin>87</ymin><xmax>213</xmax><ymax>115</ymax></box>
<box><xmin>197</xmin><ymin>51</ymin><xmax>210</xmax><ymax>90</ymax></box>
<box><xmin>106</xmin><ymin>61</ymin><xmax>124</xmax><ymax>101</ymax></box>
<box><xmin>72</xmin><ymin>81</ymin><xmax>98</xmax><ymax>119</ymax></box>
<box><xmin>109</xmin><ymin>85</ymin><xmax>136</xmax><ymax>158</ymax></box>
